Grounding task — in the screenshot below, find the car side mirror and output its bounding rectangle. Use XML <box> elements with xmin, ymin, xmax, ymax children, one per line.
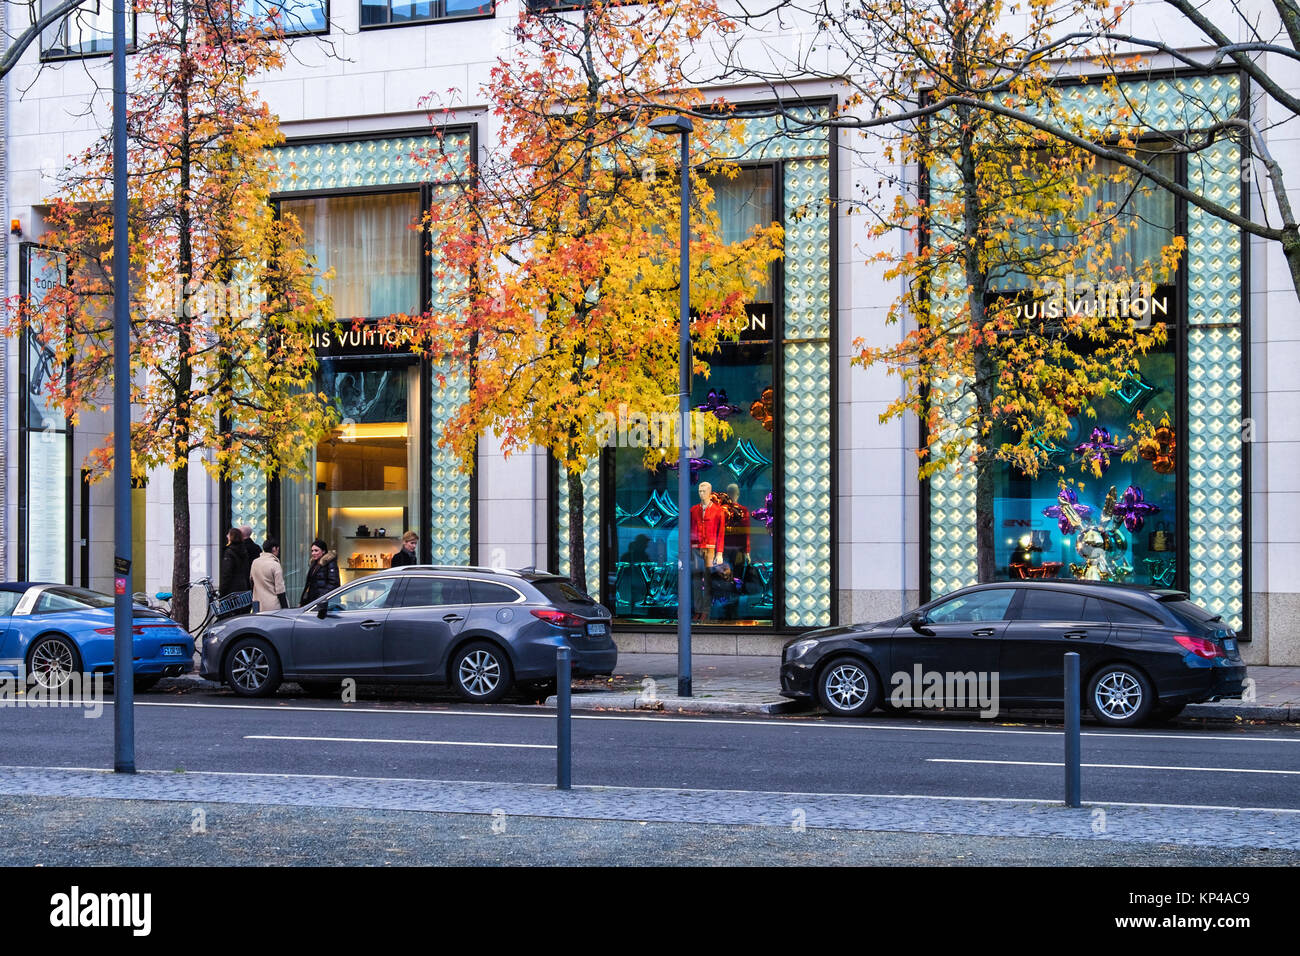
<box><xmin>315</xmin><ymin>601</ymin><xmax>329</xmax><ymax>619</ymax></box>
<box><xmin>909</xmin><ymin>612</ymin><xmax>934</xmax><ymax>635</ymax></box>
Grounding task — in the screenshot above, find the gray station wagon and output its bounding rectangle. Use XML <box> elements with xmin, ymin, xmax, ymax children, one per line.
<box><xmin>199</xmin><ymin>566</ymin><xmax>617</xmax><ymax>702</ymax></box>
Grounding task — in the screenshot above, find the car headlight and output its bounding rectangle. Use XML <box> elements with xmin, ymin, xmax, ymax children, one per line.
<box><xmin>786</xmin><ymin>638</ymin><xmax>820</xmax><ymax>662</ymax></box>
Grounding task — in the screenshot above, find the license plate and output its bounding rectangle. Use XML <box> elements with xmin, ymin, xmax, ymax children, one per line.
<box><xmin>1224</xmin><ymin>639</ymin><xmax>1237</xmax><ymax>653</ymax></box>
<box><xmin>587</xmin><ymin>623</ymin><xmax>608</xmax><ymax>637</ymax></box>
<box><xmin>161</xmin><ymin>645</ymin><xmax>186</xmax><ymax>657</ymax></box>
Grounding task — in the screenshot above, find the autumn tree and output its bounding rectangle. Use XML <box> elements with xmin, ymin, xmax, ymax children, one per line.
<box><xmin>403</xmin><ymin>0</ymin><xmax>781</xmax><ymax>590</ymax></box>
<box><xmin>10</xmin><ymin>0</ymin><xmax>335</xmax><ymax>625</ymax></box>
<box><xmin>706</xmin><ymin>0</ymin><xmax>1300</xmax><ymax>305</ymax></box>
<box><xmin>837</xmin><ymin>0</ymin><xmax>1180</xmax><ymax>581</ymax></box>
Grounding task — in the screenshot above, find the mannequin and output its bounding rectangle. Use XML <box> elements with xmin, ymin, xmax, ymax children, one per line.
<box><xmin>689</xmin><ymin>481</ymin><xmax>726</xmax><ymax>621</ymax></box>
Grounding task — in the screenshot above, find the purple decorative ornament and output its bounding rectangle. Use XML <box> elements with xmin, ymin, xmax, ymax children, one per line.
<box><xmin>1074</xmin><ymin>427</ymin><xmax>1123</xmax><ymax>477</ymax></box>
<box><xmin>1042</xmin><ymin>488</ymin><xmax>1093</xmax><ymax>534</ymax></box>
<box><xmin>666</xmin><ymin>457</ymin><xmax>713</xmax><ymax>483</ymax></box>
<box><xmin>696</xmin><ymin>388</ymin><xmax>741</xmax><ymax>419</ymax></box>
<box><xmin>1112</xmin><ymin>485</ymin><xmax>1160</xmax><ymax>533</ymax></box>
<box><xmin>752</xmin><ymin>492</ymin><xmax>775</xmax><ymax>531</ymax></box>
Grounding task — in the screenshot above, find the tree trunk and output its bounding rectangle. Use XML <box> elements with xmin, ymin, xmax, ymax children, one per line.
<box><xmin>1284</xmin><ymin>226</ymin><xmax>1300</xmax><ymax>307</ymax></box>
<box><xmin>172</xmin><ymin>464</ymin><xmax>191</xmax><ymax>630</ymax></box>
<box><xmin>566</xmin><ymin>468</ymin><xmax>587</xmax><ymax>594</ymax></box>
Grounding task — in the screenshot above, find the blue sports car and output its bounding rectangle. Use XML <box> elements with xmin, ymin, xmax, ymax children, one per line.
<box><xmin>0</xmin><ymin>583</ymin><xmax>195</xmax><ymax>691</ymax></box>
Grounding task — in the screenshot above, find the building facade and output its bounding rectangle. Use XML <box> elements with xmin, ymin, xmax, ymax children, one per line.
<box><xmin>4</xmin><ymin>0</ymin><xmax>1296</xmax><ymax>663</ymax></box>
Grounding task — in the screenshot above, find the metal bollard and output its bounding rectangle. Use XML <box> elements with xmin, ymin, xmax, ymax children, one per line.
<box><xmin>1064</xmin><ymin>651</ymin><xmax>1081</xmax><ymax>808</ymax></box>
<box><xmin>556</xmin><ymin>646</ymin><xmax>571</xmax><ymax>791</ymax></box>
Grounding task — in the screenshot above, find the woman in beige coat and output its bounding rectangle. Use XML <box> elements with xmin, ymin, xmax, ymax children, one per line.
<box><xmin>249</xmin><ymin>538</ymin><xmax>288</xmax><ymax>612</ymax></box>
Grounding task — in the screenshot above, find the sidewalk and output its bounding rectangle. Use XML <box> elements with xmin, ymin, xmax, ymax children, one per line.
<box><xmin>548</xmin><ymin>653</ymin><xmax>1300</xmax><ymax>722</ymax></box>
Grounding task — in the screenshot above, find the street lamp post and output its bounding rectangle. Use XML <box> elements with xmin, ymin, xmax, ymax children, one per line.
<box><xmin>649</xmin><ymin>114</ymin><xmax>694</xmax><ymax>698</ymax></box>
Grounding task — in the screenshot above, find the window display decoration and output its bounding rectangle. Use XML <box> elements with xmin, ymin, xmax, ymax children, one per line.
<box><xmin>750</xmin><ymin>386</ymin><xmax>775</xmax><ymax>431</ymax></box>
<box><xmin>1114</xmin><ymin>369</ymin><xmax>1158</xmax><ymax>414</ymax></box>
<box><xmin>231</xmin><ymin>465</ymin><xmax>267</xmax><ymax>549</ymax></box>
<box><xmin>1112</xmin><ymin>485</ymin><xmax>1160</xmax><ymax>533</ymax></box>
<box><xmin>752</xmin><ymin>491</ymin><xmax>775</xmax><ymax>532</ymax></box>
<box><xmin>718</xmin><ymin>439</ymin><xmax>772</xmax><ymax>488</ymax></box>
<box><xmin>696</xmin><ymin>389</ymin><xmax>742</xmax><ymax>419</ymax></box>
<box><xmin>616</xmin><ymin>490</ymin><xmax>680</xmax><ymax>529</ymax></box>
<box><xmin>664</xmin><ymin>457</ymin><xmax>714</xmax><ymax>483</ymax></box>
<box><xmin>1143</xmin><ymin>557</ymin><xmax>1178</xmax><ymax>587</ymax></box>
<box><xmin>1139</xmin><ymin>418</ymin><xmax>1176</xmax><ymax>475</ymax></box>
<box><xmin>1073</xmin><ymin>426</ymin><xmax>1124</xmax><ymax>478</ymax></box>
<box><xmin>1041</xmin><ymin>488</ymin><xmax>1093</xmax><ymax>535</ymax></box>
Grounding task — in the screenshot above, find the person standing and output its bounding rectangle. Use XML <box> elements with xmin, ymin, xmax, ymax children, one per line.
<box><xmin>688</xmin><ymin>481</ymin><xmax>726</xmax><ymax>622</ymax></box>
<box><xmin>241</xmin><ymin>525</ymin><xmax>262</xmax><ymax>567</ymax></box>
<box><xmin>220</xmin><ymin>527</ymin><xmax>252</xmax><ymax>597</ymax></box>
<box><xmin>391</xmin><ymin>531</ymin><xmax>419</xmax><ymax>567</ymax></box>
<box><xmin>300</xmin><ymin>538</ymin><xmax>340</xmax><ymax>605</ymax></box>
<box><xmin>250</xmin><ymin>538</ymin><xmax>288</xmax><ymax>613</ymax></box>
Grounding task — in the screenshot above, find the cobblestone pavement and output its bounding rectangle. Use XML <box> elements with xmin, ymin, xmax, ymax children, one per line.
<box><xmin>1</xmin><ymin>766</ymin><xmax>1296</xmax><ymax>851</ymax></box>
<box><xmin>3</xmin><ymin>795</ymin><xmax>1296</xmax><ymax>866</ymax></box>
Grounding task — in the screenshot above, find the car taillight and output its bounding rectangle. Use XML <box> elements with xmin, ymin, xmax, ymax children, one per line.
<box><xmin>531</xmin><ymin>609</ymin><xmax>585</xmax><ymax>628</ymax></box>
<box><xmin>1174</xmin><ymin>634</ymin><xmax>1222</xmax><ymax>659</ymax></box>
<box><xmin>95</xmin><ymin>625</ymin><xmax>144</xmax><ymax>635</ymax></box>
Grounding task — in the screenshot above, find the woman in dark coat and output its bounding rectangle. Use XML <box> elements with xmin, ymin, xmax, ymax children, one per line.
<box><xmin>220</xmin><ymin>528</ymin><xmax>252</xmax><ymax>597</ymax></box>
<box><xmin>300</xmin><ymin>538</ymin><xmax>340</xmax><ymax>605</ymax></box>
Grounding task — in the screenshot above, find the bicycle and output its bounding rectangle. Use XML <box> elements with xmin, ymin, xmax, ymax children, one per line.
<box><xmin>135</xmin><ymin>576</ymin><xmax>253</xmax><ymax>646</ymax></box>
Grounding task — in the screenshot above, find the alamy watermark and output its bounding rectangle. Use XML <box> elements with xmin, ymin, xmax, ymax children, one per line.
<box><xmin>0</xmin><ymin>668</ymin><xmax>104</xmax><ymax>718</ymax></box>
<box><xmin>890</xmin><ymin>665</ymin><xmax>1000</xmax><ymax>718</ymax></box>
<box><xmin>593</xmin><ymin>404</ymin><xmax>703</xmax><ymax>453</ymax></box>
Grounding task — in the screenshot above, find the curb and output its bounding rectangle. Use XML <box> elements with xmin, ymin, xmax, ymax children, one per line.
<box><xmin>544</xmin><ymin>693</ymin><xmax>808</xmax><ymax>715</ymax></box>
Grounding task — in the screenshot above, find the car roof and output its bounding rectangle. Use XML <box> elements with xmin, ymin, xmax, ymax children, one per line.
<box><xmin>955</xmin><ymin>580</ymin><xmax>1186</xmax><ymax>602</ymax></box>
<box><xmin>0</xmin><ymin>582</ymin><xmax>44</xmax><ymax>593</ymax></box>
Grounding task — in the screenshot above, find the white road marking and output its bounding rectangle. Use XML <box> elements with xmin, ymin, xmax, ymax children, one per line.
<box><xmin>112</xmin><ymin>700</ymin><xmax>1300</xmax><ymax>744</ymax></box>
<box><xmin>929</xmin><ymin>758</ymin><xmax>1300</xmax><ymax>775</ymax></box>
<box><xmin>1</xmin><ymin>763</ymin><xmax>1298</xmax><ymax>814</ymax></box>
<box><xmin>245</xmin><ymin>735</ymin><xmax>552</xmax><ymax>749</ymax></box>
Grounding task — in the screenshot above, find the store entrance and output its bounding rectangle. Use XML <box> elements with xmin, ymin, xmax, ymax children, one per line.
<box><xmin>282</xmin><ymin>357</ymin><xmax>421</xmax><ymax>600</ymax></box>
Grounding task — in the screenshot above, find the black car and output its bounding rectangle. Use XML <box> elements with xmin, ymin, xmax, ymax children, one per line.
<box><xmin>199</xmin><ymin>566</ymin><xmax>616</xmax><ymax>701</ymax></box>
<box><xmin>780</xmin><ymin>581</ymin><xmax>1246</xmax><ymax>727</ymax></box>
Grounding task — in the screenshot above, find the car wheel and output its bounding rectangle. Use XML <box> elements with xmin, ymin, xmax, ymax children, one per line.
<box><xmin>451</xmin><ymin>641</ymin><xmax>513</xmax><ymax>704</ymax></box>
<box><xmin>1087</xmin><ymin>664</ymin><xmax>1153</xmax><ymax>727</ymax></box>
<box><xmin>816</xmin><ymin>656</ymin><xmax>880</xmax><ymax>717</ymax></box>
<box><xmin>297</xmin><ymin>680</ymin><xmax>341</xmax><ymax>698</ymax></box>
<box><xmin>28</xmin><ymin>635</ymin><xmax>82</xmax><ymax>692</ymax></box>
<box><xmin>224</xmin><ymin>638</ymin><xmax>282</xmax><ymax>698</ymax></box>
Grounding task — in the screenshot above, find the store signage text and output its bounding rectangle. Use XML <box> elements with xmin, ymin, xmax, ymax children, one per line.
<box><xmin>1010</xmin><ymin>279</ymin><xmax>1171</xmax><ymax>328</ymax></box>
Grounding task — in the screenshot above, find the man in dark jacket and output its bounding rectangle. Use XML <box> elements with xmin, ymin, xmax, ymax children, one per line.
<box><xmin>241</xmin><ymin>525</ymin><xmax>262</xmax><ymax>567</ymax></box>
<box><xmin>220</xmin><ymin>528</ymin><xmax>252</xmax><ymax>597</ymax></box>
<box><xmin>300</xmin><ymin>538</ymin><xmax>340</xmax><ymax>605</ymax></box>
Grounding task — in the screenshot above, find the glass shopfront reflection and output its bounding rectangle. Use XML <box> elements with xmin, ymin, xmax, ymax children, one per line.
<box><xmin>992</xmin><ymin>336</ymin><xmax>1178</xmax><ymax>587</ymax></box>
<box><xmin>608</xmin><ymin>329</ymin><xmax>776</xmax><ymax>625</ymax></box>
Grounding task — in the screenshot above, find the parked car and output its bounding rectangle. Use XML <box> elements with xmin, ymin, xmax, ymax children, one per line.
<box><xmin>199</xmin><ymin>566</ymin><xmax>617</xmax><ymax>701</ymax></box>
<box><xmin>0</xmin><ymin>582</ymin><xmax>195</xmax><ymax>691</ymax></box>
<box><xmin>780</xmin><ymin>581</ymin><xmax>1247</xmax><ymax>727</ymax></box>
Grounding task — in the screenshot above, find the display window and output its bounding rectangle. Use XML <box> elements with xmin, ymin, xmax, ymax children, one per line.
<box><xmin>992</xmin><ymin>337</ymin><xmax>1179</xmax><ymax>586</ymax></box>
<box><xmin>604</xmin><ymin>166</ymin><xmax>778</xmax><ymax>626</ymax></box>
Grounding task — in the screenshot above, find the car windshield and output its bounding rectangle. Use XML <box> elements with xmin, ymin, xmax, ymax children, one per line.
<box><xmin>31</xmin><ymin>587</ymin><xmax>115</xmax><ymax>614</ymax></box>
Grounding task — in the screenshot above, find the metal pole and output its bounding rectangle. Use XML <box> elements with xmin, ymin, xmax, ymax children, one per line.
<box><xmin>676</xmin><ymin>129</ymin><xmax>692</xmax><ymax>698</ymax></box>
<box><xmin>556</xmin><ymin>646</ymin><xmax>571</xmax><ymax>790</ymax></box>
<box><xmin>112</xmin><ymin>0</ymin><xmax>134</xmax><ymax>774</ymax></box>
<box><xmin>1064</xmin><ymin>651</ymin><xmax>1081</xmax><ymax>807</ymax></box>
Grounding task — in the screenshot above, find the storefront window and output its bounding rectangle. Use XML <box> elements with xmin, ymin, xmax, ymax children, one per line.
<box><xmin>988</xmin><ymin>153</ymin><xmax>1180</xmax><ymax>589</ymax></box>
<box><xmin>993</xmin><ymin>339</ymin><xmax>1178</xmax><ymax>586</ymax></box>
<box><xmin>40</xmin><ymin>0</ymin><xmax>134</xmax><ymax>58</ymax></box>
<box><xmin>606</xmin><ymin>167</ymin><xmax>777</xmax><ymax>625</ymax></box>
<box><xmin>281</xmin><ymin>191</ymin><xmax>423</xmax><ymax>319</ymax></box>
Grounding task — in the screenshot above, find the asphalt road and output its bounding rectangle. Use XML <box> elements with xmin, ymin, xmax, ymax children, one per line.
<box><xmin>3</xmin><ymin>691</ymin><xmax>1298</xmax><ymax>810</ymax></box>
